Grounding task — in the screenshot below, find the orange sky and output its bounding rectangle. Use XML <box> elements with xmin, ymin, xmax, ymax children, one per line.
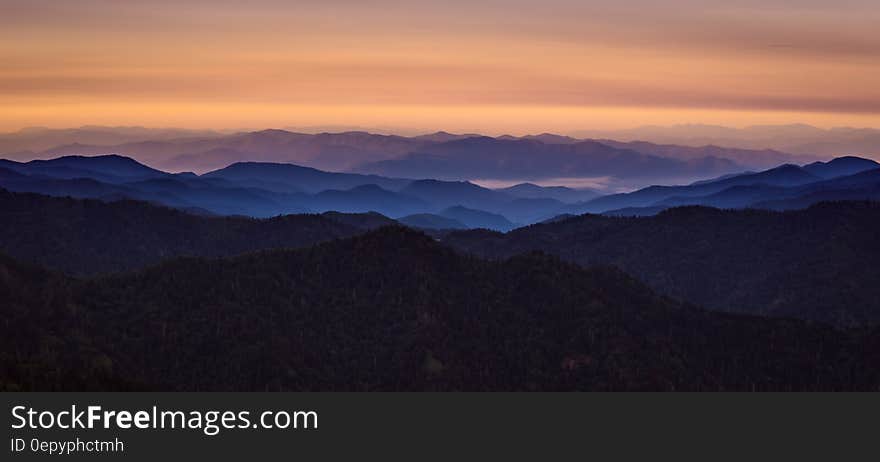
<box><xmin>3</xmin><ymin>0</ymin><xmax>880</xmax><ymax>133</ymax></box>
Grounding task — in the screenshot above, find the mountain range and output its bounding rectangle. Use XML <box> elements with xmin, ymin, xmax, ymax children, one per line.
<box><xmin>353</xmin><ymin>136</ymin><xmax>744</xmax><ymax>183</ymax></box>
<box><xmin>15</xmin><ymin>129</ymin><xmax>430</xmax><ymax>173</ymax></box>
<box><xmin>3</xmin><ymin>225</ymin><xmax>879</xmax><ymax>391</ymax></box>
<box><xmin>573</xmin><ymin>124</ymin><xmax>880</xmax><ymax>160</ymax></box>
<box><xmin>0</xmin><ymin>155</ymin><xmax>589</xmax><ymax>228</ymax></box>
<box><xmin>4</xmin><ymin>168</ymin><xmax>880</xmax><ymax>391</ymax></box>
<box><xmin>4</xmin><ymin>188</ymin><xmax>880</xmax><ymax>329</ymax></box>
<box><xmin>443</xmin><ymin>201</ymin><xmax>880</xmax><ymax>327</ymax></box>
<box><xmin>2</xmin><ymin>127</ymin><xmax>832</xmax><ymax>188</ymax></box>
<box><xmin>0</xmin><ymin>126</ymin><xmax>225</xmax><ymax>156</ymax></box>
<box><xmin>569</xmin><ymin>156</ymin><xmax>880</xmax><ymax>215</ymax></box>
<box><xmin>2</xmin><ymin>153</ymin><xmax>878</xmax><ymax>230</ymax></box>
<box><xmin>3</xmin><ymin>125</ymin><xmax>879</xmax><ymax>392</ymax></box>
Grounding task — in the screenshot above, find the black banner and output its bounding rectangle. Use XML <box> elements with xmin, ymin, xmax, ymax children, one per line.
<box><xmin>1</xmin><ymin>393</ymin><xmax>875</xmax><ymax>460</ymax></box>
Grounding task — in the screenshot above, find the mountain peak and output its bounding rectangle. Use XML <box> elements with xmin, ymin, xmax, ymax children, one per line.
<box><xmin>768</xmin><ymin>163</ymin><xmax>804</xmax><ymax>172</ymax></box>
<box><xmin>348</xmin><ymin>183</ymin><xmax>390</xmax><ymax>193</ymax></box>
<box><xmin>22</xmin><ymin>154</ymin><xmax>166</xmax><ymax>179</ymax></box>
<box><xmin>802</xmin><ymin>156</ymin><xmax>879</xmax><ymax>179</ymax></box>
<box><xmin>250</xmin><ymin>128</ymin><xmax>294</xmax><ymax>136</ymax></box>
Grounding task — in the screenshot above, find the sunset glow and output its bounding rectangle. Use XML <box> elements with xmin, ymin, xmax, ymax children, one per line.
<box><xmin>3</xmin><ymin>0</ymin><xmax>880</xmax><ymax>132</ymax></box>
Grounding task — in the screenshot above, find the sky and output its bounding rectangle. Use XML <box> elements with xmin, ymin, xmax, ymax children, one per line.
<box><xmin>2</xmin><ymin>0</ymin><xmax>880</xmax><ymax>134</ymax></box>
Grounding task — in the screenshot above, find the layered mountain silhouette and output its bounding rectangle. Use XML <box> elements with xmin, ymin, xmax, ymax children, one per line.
<box><xmin>3</xmin><ymin>153</ymin><xmax>879</xmax><ymax>229</ymax></box>
<box><xmin>0</xmin><ymin>189</ymin><xmax>520</xmax><ymax>275</ymax></box>
<box><xmin>803</xmin><ymin>156</ymin><xmax>880</xmax><ymax>178</ymax></box>
<box><xmin>5</xmin><ymin>188</ymin><xmax>880</xmax><ymax>328</ymax></box>
<box><xmin>498</xmin><ymin>182</ymin><xmax>600</xmax><ymax>203</ymax></box>
<box><xmin>3</xmin><ymin>226</ymin><xmax>879</xmax><ymax>391</ymax></box>
<box><xmin>0</xmin><ymin>154</ymin><xmax>167</xmax><ymax>183</ymax></box>
<box><xmin>0</xmin><ymin>155</ymin><xmax>572</xmax><ymax>227</ymax></box>
<box><xmin>6</xmin><ymin>128</ymin><xmax>811</xmax><ymax>184</ymax></box>
<box><xmin>356</xmin><ymin>136</ymin><xmax>743</xmax><ymax>182</ymax></box>
<box><xmin>400</xmin><ymin>179</ymin><xmax>510</xmax><ymax>210</ymax></box>
<box><xmin>412</xmin><ymin>131</ymin><xmax>483</xmax><ymax>143</ymax></box>
<box><xmin>0</xmin><ymin>157</ymin><xmax>309</xmax><ymax>217</ymax></box>
<box><xmin>573</xmin><ymin>123</ymin><xmax>880</xmax><ymax>159</ymax></box>
<box><xmin>34</xmin><ymin>130</ymin><xmax>430</xmax><ymax>172</ymax></box>
<box><xmin>596</xmin><ymin>139</ymin><xmax>816</xmax><ymax>170</ymax></box>
<box><xmin>437</xmin><ymin>205</ymin><xmax>517</xmax><ymax>231</ymax></box>
<box><xmin>568</xmin><ymin>157</ymin><xmax>880</xmax><ymax>215</ymax></box>
<box><xmin>444</xmin><ymin>202</ymin><xmax>880</xmax><ymax>326</ymax></box>
<box><xmin>202</xmin><ymin>161</ymin><xmax>409</xmax><ymax>193</ymax></box>
<box><xmin>0</xmin><ymin>126</ymin><xmax>223</xmax><ymax>160</ymax></box>
<box><xmin>0</xmin><ymin>190</ymin><xmax>365</xmax><ymax>274</ymax></box>
<box><xmin>4</xmin><ymin>126</ymin><xmax>880</xmax><ymax>392</ymax></box>
<box><xmin>310</xmin><ymin>184</ymin><xmax>428</xmax><ymax>217</ymax></box>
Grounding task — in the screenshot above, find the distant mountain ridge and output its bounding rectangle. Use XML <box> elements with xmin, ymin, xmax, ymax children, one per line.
<box><xmin>803</xmin><ymin>156</ymin><xmax>880</xmax><ymax>179</ymax></box>
<box><xmin>4</xmin><ymin>128</ymin><xmax>820</xmax><ymax>187</ymax></box>
<box><xmin>2</xmin><ymin>153</ymin><xmax>879</xmax><ymax>228</ymax></box>
<box><xmin>498</xmin><ymin>182</ymin><xmax>600</xmax><ymax>203</ymax></box>
<box><xmin>0</xmin><ymin>154</ymin><xmax>167</xmax><ymax>183</ymax></box>
<box><xmin>596</xmin><ymin>139</ymin><xmax>816</xmax><ymax>169</ymax></box>
<box><xmin>569</xmin><ymin>157</ymin><xmax>880</xmax><ymax>215</ymax></box>
<box><xmin>0</xmin><ymin>126</ymin><xmax>224</xmax><ymax>158</ymax></box>
<box><xmin>203</xmin><ymin>161</ymin><xmax>410</xmax><ymax>193</ymax></box>
<box><xmin>573</xmin><ymin>124</ymin><xmax>880</xmax><ymax>160</ymax></box>
<box><xmin>0</xmin><ymin>155</ymin><xmax>553</xmax><ymax>226</ymax></box>
<box><xmin>356</xmin><ymin>136</ymin><xmax>744</xmax><ymax>183</ymax></box>
<box><xmin>438</xmin><ymin>205</ymin><xmax>517</xmax><ymax>231</ymax></box>
<box><xmin>34</xmin><ymin>129</ymin><xmax>431</xmax><ymax>173</ymax></box>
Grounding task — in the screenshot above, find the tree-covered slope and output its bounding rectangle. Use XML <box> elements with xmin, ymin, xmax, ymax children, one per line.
<box><xmin>1</xmin><ymin>227</ymin><xmax>876</xmax><ymax>391</ymax></box>
<box><xmin>444</xmin><ymin>202</ymin><xmax>880</xmax><ymax>326</ymax></box>
<box><xmin>0</xmin><ymin>189</ymin><xmax>364</xmax><ymax>274</ymax></box>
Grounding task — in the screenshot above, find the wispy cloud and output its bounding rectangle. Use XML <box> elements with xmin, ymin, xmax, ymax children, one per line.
<box><xmin>2</xmin><ymin>0</ymin><xmax>879</xmax><ymax>130</ymax></box>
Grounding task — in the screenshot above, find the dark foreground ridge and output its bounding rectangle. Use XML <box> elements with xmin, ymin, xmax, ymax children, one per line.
<box><xmin>0</xmin><ymin>189</ymin><xmax>365</xmax><ymax>275</ymax></box>
<box><xmin>444</xmin><ymin>201</ymin><xmax>880</xmax><ymax>326</ymax></box>
<box><xmin>4</xmin><ymin>190</ymin><xmax>880</xmax><ymax>327</ymax></box>
<box><xmin>2</xmin><ymin>226</ymin><xmax>879</xmax><ymax>391</ymax></box>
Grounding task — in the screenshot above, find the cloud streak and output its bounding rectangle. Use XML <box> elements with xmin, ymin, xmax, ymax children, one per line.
<box><xmin>2</xmin><ymin>0</ymin><xmax>879</xmax><ymax>130</ymax></box>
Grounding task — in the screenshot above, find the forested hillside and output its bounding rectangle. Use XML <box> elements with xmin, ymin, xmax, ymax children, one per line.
<box><xmin>1</xmin><ymin>227</ymin><xmax>877</xmax><ymax>391</ymax></box>
<box><xmin>0</xmin><ymin>189</ymin><xmax>363</xmax><ymax>274</ymax></box>
<box><xmin>444</xmin><ymin>202</ymin><xmax>880</xmax><ymax>326</ymax></box>
<box><xmin>5</xmin><ymin>190</ymin><xmax>880</xmax><ymax>327</ymax></box>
